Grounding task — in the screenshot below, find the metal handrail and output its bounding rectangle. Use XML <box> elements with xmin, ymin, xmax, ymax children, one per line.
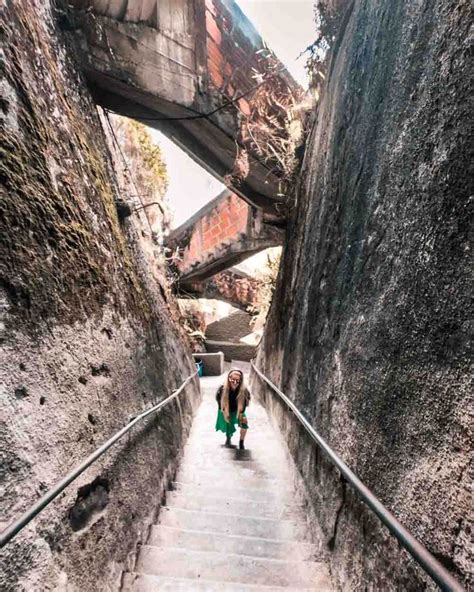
<box><xmin>0</xmin><ymin>371</ymin><xmax>197</xmax><ymax>548</ymax></box>
<box><xmin>251</xmin><ymin>362</ymin><xmax>465</xmax><ymax>592</ymax></box>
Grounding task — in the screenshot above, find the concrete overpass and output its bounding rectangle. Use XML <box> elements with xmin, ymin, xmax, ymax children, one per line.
<box><xmin>68</xmin><ymin>0</ymin><xmax>300</xmax><ymax>216</ymax></box>
<box><xmin>165</xmin><ymin>189</ymin><xmax>282</xmax><ymax>284</ymax></box>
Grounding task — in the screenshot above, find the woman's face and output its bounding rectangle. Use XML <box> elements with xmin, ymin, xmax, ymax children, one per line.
<box><xmin>228</xmin><ymin>371</ymin><xmax>241</xmax><ymax>390</ymax></box>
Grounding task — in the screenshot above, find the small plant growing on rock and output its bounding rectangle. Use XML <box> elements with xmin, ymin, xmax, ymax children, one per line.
<box><xmin>225</xmin><ymin>53</ymin><xmax>306</xmax><ymax>203</ymax></box>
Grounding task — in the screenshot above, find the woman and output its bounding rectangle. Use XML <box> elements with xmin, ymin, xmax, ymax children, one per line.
<box><xmin>215</xmin><ymin>369</ymin><xmax>250</xmax><ymax>449</ymax></box>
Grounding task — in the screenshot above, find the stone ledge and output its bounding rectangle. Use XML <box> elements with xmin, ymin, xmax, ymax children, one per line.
<box><xmin>205</xmin><ymin>340</ymin><xmax>256</xmax><ymax>362</ymax></box>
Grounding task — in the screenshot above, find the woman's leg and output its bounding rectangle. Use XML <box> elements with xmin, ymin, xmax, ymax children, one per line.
<box><xmin>225</xmin><ymin>413</ymin><xmax>237</xmax><ymax>446</ymax></box>
<box><xmin>239</xmin><ymin>413</ymin><xmax>248</xmax><ymax>449</ymax></box>
<box><xmin>225</xmin><ymin>421</ymin><xmax>233</xmax><ymax>445</ymax></box>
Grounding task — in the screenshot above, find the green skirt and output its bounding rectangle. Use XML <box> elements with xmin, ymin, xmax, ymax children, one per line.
<box><xmin>215</xmin><ymin>410</ymin><xmax>249</xmax><ymax>437</ymax></box>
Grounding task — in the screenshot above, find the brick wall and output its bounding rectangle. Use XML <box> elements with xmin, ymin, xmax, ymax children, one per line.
<box><xmin>182</xmin><ymin>192</ymin><xmax>249</xmax><ymax>269</ymax></box>
<box><xmin>204</xmin><ymin>0</ymin><xmax>266</xmax><ymax>117</ymax></box>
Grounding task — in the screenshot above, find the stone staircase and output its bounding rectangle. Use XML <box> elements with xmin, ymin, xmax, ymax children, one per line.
<box><xmin>121</xmin><ymin>375</ymin><xmax>333</xmax><ymax>591</ymax></box>
<box><xmin>205</xmin><ymin>310</ymin><xmax>257</xmax><ymax>362</ymax></box>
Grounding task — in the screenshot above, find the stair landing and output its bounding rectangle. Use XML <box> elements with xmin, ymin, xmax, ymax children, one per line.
<box><xmin>122</xmin><ymin>374</ymin><xmax>332</xmax><ymax>591</ymax></box>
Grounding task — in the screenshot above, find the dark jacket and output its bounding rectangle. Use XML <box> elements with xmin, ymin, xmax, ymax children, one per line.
<box><xmin>216</xmin><ymin>386</ymin><xmax>249</xmax><ymax>413</ymax></box>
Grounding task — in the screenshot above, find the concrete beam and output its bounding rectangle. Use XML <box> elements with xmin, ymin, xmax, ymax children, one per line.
<box><xmin>165</xmin><ymin>189</ymin><xmax>283</xmax><ymax>283</ymax></box>
<box><xmin>68</xmin><ymin>0</ymin><xmax>299</xmax><ymax>214</ymax></box>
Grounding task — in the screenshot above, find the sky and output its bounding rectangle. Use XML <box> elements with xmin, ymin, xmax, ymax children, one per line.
<box><xmin>151</xmin><ymin>0</ymin><xmax>317</xmax><ymax>229</ymax></box>
<box><xmin>152</xmin><ymin>131</ymin><xmax>225</xmax><ymax>230</ymax></box>
<box><xmin>238</xmin><ymin>0</ymin><xmax>316</xmax><ymax>88</ymax></box>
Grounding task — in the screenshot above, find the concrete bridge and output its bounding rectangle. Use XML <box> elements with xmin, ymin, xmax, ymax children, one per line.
<box><xmin>69</xmin><ymin>0</ymin><xmax>299</xmax><ymax>216</ymax></box>
<box><xmin>166</xmin><ymin>189</ymin><xmax>282</xmax><ymax>284</ymax></box>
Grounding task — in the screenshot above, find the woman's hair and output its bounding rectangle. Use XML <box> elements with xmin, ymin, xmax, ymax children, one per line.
<box><xmin>220</xmin><ymin>368</ymin><xmax>250</xmax><ymax>417</ymax></box>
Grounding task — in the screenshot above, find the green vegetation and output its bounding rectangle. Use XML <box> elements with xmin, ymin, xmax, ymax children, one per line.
<box><xmin>120</xmin><ymin>119</ymin><xmax>168</xmax><ymax>199</ymax></box>
<box><xmin>248</xmin><ymin>249</ymin><xmax>281</xmax><ymax>323</ymax></box>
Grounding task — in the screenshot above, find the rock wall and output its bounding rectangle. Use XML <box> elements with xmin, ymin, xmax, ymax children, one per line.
<box><xmin>184</xmin><ymin>268</ymin><xmax>263</xmax><ymax>311</ymax></box>
<box><xmin>252</xmin><ymin>0</ymin><xmax>472</xmax><ymax>590</ymax></box>
<box><xmin>0</xmin><ymin>2</ymin><xmax>199</xmax><ymax>590</ymax></box>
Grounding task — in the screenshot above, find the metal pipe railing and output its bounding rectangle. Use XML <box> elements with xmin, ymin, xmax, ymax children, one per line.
<box><xmin>0</xmin><ymin>372</ymin><xmax>197</xmax><ymax>548</ymax></box>
<box><xmin>251</xmin><ymin>362</ymin><xmax>465</xmax><ymax>592</ymax></box>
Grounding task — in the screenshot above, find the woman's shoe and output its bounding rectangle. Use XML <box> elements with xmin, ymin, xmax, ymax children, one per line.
<box><xmin>239</xmin><ymin>439</ymin><xmax>245</xmax><ymax>450</ymax></box>
<box><xmin>225</xmin><ymin>437</ymin><xmax>232</xmax><ymax>447</ymax></box>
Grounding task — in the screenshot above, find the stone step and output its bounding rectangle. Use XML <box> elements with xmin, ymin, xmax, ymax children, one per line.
<box><xmin>177</xmin><ymin>460</ymin><xmax>285</xmax><ymax>482</ymax></box>
<box><xmin>175</xmin><ymin>468</ymin><xmax>291</xmax><ymax>492</ymax></box>
<box><xmin>170</xmin><ymin>481</ymin><xmax>284</xmax><ymax>503</ymax></box>
<box><xmin>185</xmin><ymin>428</ymin><xmax>282</xmax><ymax>439</ymax></box>
<box><xmin>184</xmin><ymin>424</ymin><xmax>283</xmax><ymax>437</ymax></box>
<box><xmin>148</xmin><ymin>525</ymin><xmax>319</xmax><ymax>562</ymax></box>
<box><xmin>180</xmin><ymin>437</ymin><xmax>287</xmax><ymax>454</ymax></box>
<box><xmin>180</xmin><ymin>447</ymin><xmax>290</xmax><ymax>471</ymax></box>
<box><xmin>178</xmin><ymin>446</ymin><xmax>285</xmax><ymax>461</ymax></box>
<box><xmin>122</xmin><ymin>572</ymin><xmax>322</xmax><ymax>591</ymax></box>
<box><xmin>165</xmin><ymin>491</ymin><xmax>305</xmax><ymax>520</ymax></box>
<box><xmin>157</xmin><ymin>506</ymin><xmax>307</xmax><ymax>541</ymax></box>
<box><xmin>180</xmin><ymin>448</ymin><xmax>288</xmax><ymax>465</ymax></box>
<box><xmin>183</xmin><ymin>436</ymin><xmax>287</xmax><ymax>454</ymax></box>
<box><xmin>134</xmin><ymin>545</ymin><xmax>331</xmax><ymax>589</ymax></box>
<box><xmin>205</xmin><ymin>339</ymin><xmax>256</xmax><ymax>362</ymax></box>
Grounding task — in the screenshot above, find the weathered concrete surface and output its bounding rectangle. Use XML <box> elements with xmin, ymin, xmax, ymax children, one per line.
<box><xmin>252</xmin><ymin>0</ymin><xmax>472</xmax><ymax>590</ymax></box>
<box><xmin>122</xmin><ymin>375</ymin><xmax>333</xmax><ymax>590</ymax></box>
<box><xmin>182</xmin><ymin>268</ymin><xmax>263</xmax><ymax>311</ymax></box>
<box><xmin>166</xmin><ymin>190</ymin><xmax>282</xmax><ymax>283</ymax></box>
<box><xmin>67</xmin><ymin>0</ymin><xmax>299</xmax><ymax>213</ymax></box>
<box><xmin>0</xmin><ymin>2</ymin><xmax>199</xmax><ymax>590</ymax></box>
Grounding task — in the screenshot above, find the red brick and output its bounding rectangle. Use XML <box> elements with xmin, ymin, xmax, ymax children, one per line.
<box><xmin>238</xmin><ymin>98</ymin><xmax>251</xmax><ymax>116</ymax></box>
<box><xmin>224</xmin><ymin>62</ymin><xmax>232</xmax><ymax>77</ymax></box>
<box><xmin>205</xmin><ymin>0</ymin><xmax>216</xmax><ymax>16</ymax></box>
<box><xmin>207</xmin><ymin>37</ymin><xmax>225</xmax><ymax>88</ymax></box>
<box><xmin>207</xmin><ymin>38</ymin><xmax>224</xmax><ymax>68</ymax></box>
<box><xmin>206</xmin><ymin>10</ymin><xmax>222</xmax><ymax>45</ymax></box>
<box><xmin>208</xmin><ymin>59</ymin><xmax>224</xmax><ymax>88</ymax></box>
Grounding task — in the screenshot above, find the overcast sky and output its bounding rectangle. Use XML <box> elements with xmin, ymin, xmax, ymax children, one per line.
<box><xmin>238</xmin><ymin>0</ymin><xmax>316</xmax><ymax>87</ymax></box>
<box><xmin>151</xmin><ymin>0</ymin><xmax>316</xmax><ymax>229</ymax></box>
